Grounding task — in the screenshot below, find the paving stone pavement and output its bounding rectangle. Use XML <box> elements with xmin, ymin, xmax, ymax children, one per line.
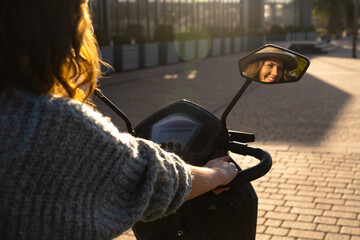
<box><xmin>95</xmin><ymin>38</ymin><xmax>360</xmax><ymax>240</ymax></box>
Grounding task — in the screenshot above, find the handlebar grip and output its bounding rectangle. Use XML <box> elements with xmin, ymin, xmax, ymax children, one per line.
<box><xmin>222</xmin><ymin>142</ymin><xmax>272</xmax><ymax>187</ymax></box>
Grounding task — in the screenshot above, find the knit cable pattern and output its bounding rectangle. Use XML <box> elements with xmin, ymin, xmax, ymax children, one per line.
<box><xmin>0</xmin><ymin>89</ymin><xmax>192</xmax><ymax>240</ymax></box>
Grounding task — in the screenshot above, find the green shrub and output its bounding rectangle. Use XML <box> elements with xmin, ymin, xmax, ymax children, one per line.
<box><xmin>232</xmin><ymin>25</ymin><xmax>245</xmax><ymax>36</ymax></box>
<box><xmin>206</xmin><ymin>27</ymin><xmax>222</xmax><ymax>38</ymax></box>
<box><xmin>175</xmin><ymin>32</ymin><xmax>194</xmax><ymax>41</ymax></box>
<box><xmin>112</xmin><ymin>35</ymin><xmax>131</xmax><ymax>45</ymax></box>
<box><xmin>268</xmin><ymin>25</ymin><xmax>285</xmax><ymax>35</ymax></box>
<box><xmin>135</xmin><ymin>36</ymin><xmax>154</xmax><ymax>44</ymax></box>
<box><xmin>191</xmin><ymin>28</ymin><xmax>211</xmax><ymax>40</ymax></box>
<box><xmin>284</xmin><ymin>25</ymin><xmax>295</xmax><ymax>33</ymax></box>
<box><xmin>126</xmin><ymin>24</ymin><xmax>144</xmax><ymax>39</ymax></box>
<box><xmin>305</xmin><ymin>25</ymin><xmax>316</xmax><ymax>32</ymax></box>
<box><xmin>175</xmin><ymin>28</ymin><xmax>211</xmax><ymax>41</ymax></box>
<box><xmin>248</xmin><ymin>29</ymin><xmax>264</xmax><ymax>36</ymax></box>
<box><xmin>154</xmin><ymin>25</ymin><xmax>174</xmax><ymax>42</ymax></box>
<box><xmin>284</xmin><ymin>25</ymin><xmax>308</xmax><ymax>33</ymax></box>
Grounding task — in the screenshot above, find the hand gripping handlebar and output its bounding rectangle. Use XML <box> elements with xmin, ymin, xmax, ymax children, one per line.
<box><xmin>223</xmin><ymin>141</ymin><xmax>272</xmax><ymax>188</ymax></box>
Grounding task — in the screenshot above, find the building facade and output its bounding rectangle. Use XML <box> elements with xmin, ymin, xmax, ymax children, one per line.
<box><xmin>264</xmin><ymin>0</ymin><xmax>313</xmax><ymax>31</ymax></box>
<box><xmin>90</xmin><ymin>0</ymin><xmax>313</xmax><ymax>44</ymax></box>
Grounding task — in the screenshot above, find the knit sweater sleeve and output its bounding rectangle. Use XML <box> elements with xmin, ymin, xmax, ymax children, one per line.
<box><xmin>67</xmin><ymin>99</ymin><xmax>193</xmax><ymax>231</ymax></box>
<box><xmin>0</xmin><ymin>91</ymin><xmax>192</xmax><ymax>240</ymax></box>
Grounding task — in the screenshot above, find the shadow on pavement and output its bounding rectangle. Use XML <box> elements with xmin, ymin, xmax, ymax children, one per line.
<box><xmin>224</xmin><ymin>71</ymin><xmax>351</xmax><ymax>144</ymax></box>
<box><xmin>94</xmin><ymin>41</ymin><xmax>357</xmax><ymax>146</ymax></box>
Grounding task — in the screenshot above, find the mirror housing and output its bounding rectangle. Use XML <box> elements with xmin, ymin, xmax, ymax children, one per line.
<box><xmin>239</xmin><ymin>44</ymin><xmax>310</xmax><ymax>84</ymax></box>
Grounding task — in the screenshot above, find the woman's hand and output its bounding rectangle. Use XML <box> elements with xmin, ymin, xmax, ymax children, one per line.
<box><xmin>204</xmin><ymin>156</ymin><xmax>238</xmax><ymax>195</ymax></box>
<box><xmin>185</xmin><ymin>156</ymin><xmax>238</xmax><ymax>200</ymax></box>
<box><xmin>204</xmin><ymin>156</ymin><xmax>238</xmax><ymax>186</ymax></box>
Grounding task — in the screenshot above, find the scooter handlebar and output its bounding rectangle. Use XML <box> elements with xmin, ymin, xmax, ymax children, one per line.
<box><xmin>223</xmin><ymin>141</ymin><xmax>272</xmax><ymax>187</ymax></box>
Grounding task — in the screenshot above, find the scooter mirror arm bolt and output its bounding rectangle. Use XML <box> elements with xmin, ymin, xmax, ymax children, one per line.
<box><xmin>208</xmin><ymin>204</ymin><xmax>217</xmax><ymax>211</ymax></box>
<box><xmin>177</xmin><ymin>230</ymin><xmax>185</xmax><ymax>236</ymax></box>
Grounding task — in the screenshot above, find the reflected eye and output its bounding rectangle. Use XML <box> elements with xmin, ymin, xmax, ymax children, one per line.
<box><xmin>265</xmin><ymin>64</ymin><xmax>283</xmax><ymax>73</ymax></box>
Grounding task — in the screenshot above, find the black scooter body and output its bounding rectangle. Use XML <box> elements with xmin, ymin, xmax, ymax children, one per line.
<box><xmin>133</xmin><ymin>185</ymin><xmax>257</xmax><ymax>240</ymax></box>
<box><xmin>132</xmin><ymin>100</ymin><xmax>258</xmax><ymax>240</ymax></box>
<box><xmin>95</xmin><ymin>44</ymin><xmax>310</xmax><ymax>240</ymax></box>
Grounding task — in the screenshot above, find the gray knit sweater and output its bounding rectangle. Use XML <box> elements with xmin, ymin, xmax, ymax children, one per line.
<box><xmin>0</xmin><ymin>89</ymin><xmax>192</xmax><ymax>240</ymax></box>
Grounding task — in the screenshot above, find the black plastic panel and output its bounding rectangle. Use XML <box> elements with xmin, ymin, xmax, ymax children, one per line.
<box><xmin>133</xmin><ymin>99</ymin><xmax>258</xmax><ymax>240</ymax></box>
<box><xmin>135</xmin><ymin>100</ymin><xmax>224</xmax><ymax>166</ymax></box>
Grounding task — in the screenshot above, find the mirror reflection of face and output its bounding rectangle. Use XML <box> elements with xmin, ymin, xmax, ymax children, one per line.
<box><xmin>259</xmin><ymin>58</ymin><xmax>284</xmax><ymax>82</ymax></box>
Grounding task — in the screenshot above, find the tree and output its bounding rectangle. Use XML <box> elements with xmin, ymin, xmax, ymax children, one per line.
<box><xmin>313</xmin><ymin>0</ymin><xmax>355</xmax><ymax>38</ymax></box>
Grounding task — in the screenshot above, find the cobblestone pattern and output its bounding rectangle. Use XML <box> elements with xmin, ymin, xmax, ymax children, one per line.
<box><xmin>234</xmin><ymin>149</ymin><xmax>360</xmax><ymax>240</ymax></box>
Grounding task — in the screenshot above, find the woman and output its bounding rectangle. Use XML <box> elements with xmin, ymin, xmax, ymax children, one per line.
<box><xmin>242</xmin><ymin>46</ymin><xmax>298</xmax><ymax>82</ymax></box>
<box><xmin>0</xmin><ymin>1</ymin><xmax>237</xmax><ymax>239</ymax></box>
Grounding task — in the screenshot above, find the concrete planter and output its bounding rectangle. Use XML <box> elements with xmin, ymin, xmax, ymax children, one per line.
<box><xmin>232</xmin><ymin>37</ymin><xmax>242</xmax><ymax>53</ymax></box>
<box><xmin>177</xmin><ymin>40</ymin><xmax>196</xmax><ymax>61</ymax></box>
<box><xmin>114</xmin><ymin>44</ymin><xmax>139</xmax><ymax>72</ymax></box>
<box><xmin>99</xmin><ymin>45</ymin><xmax>114</xmax><ymax>73</ymax></box>
<box><xmin>159</xmin><ymin>42</ymin><xmax>180</xmax><ymax>65</ymax></box>
<box><xmin>211</xmin><ymin>38</ymin><xmax>222</xmax><ymax>57</ymax></box>
<box><xmin>285</xmin><ymin>33</ymin><xmax>291</xmax><ymax>41</ymax></box>
<box><xmin>222</xmin><ymin>37</ymin><xmax>232</xmax><ymax>54</ymax></box>
<box><xmin>288</xmin><ymin>32</ymin><xmax>295</xmax><ymax>41</ymax></box>
<box><xmin>197</xmin><ymin>39</ymin><xmax>211</xmax><ymax>59</ymax></box>
<box><xmin>139</xmin><ymin>43</ymin><xmax>159</xmax><ymax>68</ymax></box>
<box><xmin>306</xmin><ymin>31</ymin><xmax>317</xmax><ymax>41</ymax></box>
<box><xmin>293</xmin><ymin>32</ymin><xmax>306</xmax><ymax>41</ymax></box>
<box><xmin>242</xmin><ymin>36</ymin><xmax>249</xmax><ymax>51</ymax></box>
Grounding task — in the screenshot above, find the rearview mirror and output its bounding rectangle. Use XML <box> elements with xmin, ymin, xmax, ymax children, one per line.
<box><xmin>239</xmin><ymin>44</ymin><xmax>310</xmax><ymax>84</ymax></box>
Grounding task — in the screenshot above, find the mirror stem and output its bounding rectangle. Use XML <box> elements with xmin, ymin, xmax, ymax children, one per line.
<box><xmin>94</xmin><ymin>89</ymin><xmax>135</xmax><ymax>135</ymax></box>
<box><xmin>220</xmin><ymin>79</ymin><xmax>252</xmax><ymax>131</ymax></box>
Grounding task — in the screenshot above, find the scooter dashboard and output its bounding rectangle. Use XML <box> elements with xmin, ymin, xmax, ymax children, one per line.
<box><xmin>135</xmin><ymin>100</ymin><xmax>225</xmax><ymax>166</ymax></box>
<box><xmin>151</xmin><ymin>114</ymin><xmax>200</xmax><ymax>155</ymax></box>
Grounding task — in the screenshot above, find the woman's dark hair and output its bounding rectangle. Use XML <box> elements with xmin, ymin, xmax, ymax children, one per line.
<box><xmin>243</xmin><ymin>61</ymin><xmax>264</xmax><ymax>80</ymax></box>
<box><xmin>0</xmin><ymin>0</ymin><xmax>100</xmax><ymax>102</ymax></box>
